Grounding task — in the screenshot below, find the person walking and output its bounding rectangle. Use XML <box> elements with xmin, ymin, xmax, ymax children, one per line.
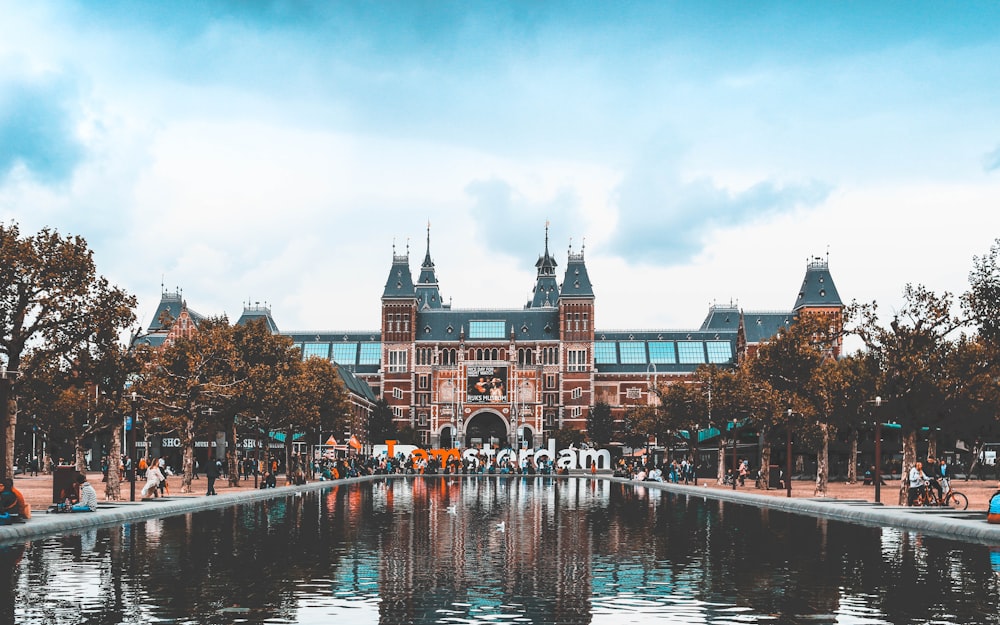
<box><xmin>205</xmin><ymin>456</ymin><xmax>221</xmax><ymax>496</ymax></box>
<box><xmin>141</xmin><ymin>458</ymin><xmax>164</xmax><ymax>500</ymax></box>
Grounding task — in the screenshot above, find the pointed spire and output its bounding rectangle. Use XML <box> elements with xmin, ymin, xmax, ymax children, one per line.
<box><xmin>529</xmin><ymin>222</ymin><xmax>560</xmax><ymax>308</ymax></box>
<box><xmin>415</xmin><ymin>223</ymin><xmax>444</xmax><ymax>308</ymax></box>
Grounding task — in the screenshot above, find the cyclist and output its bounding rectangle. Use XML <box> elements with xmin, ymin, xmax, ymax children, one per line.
<box><xmin>907</xmin><ymin>461</ymin><xmax>930</xmax><ymax>506</ymax></box>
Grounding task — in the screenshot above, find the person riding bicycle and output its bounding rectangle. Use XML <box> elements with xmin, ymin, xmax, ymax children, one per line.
<box><xmin>907</xmin><ymin>461</ymin><xmax>930</xmax><ymax>506</ymax></box>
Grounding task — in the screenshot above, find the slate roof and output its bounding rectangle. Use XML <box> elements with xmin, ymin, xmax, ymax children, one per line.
<box><xmin>416</xmin><ymin>308</ymin><xmax>561</xmax><ymax>342</ymax></box>
<box><xmin>415</xmin><ymin>225</ymin><xmax>446</xmax><ymax>310</ymax></box>
<box><xmin>528</xmin><ymin>227</ymin><xmax>560</xmax><ymax>308</ymax></box>
<box><xmin>236</xmin><ymin>304</ymin><xmax>279</xmax><ymax>333</ymax></box>
<box><xmin>699</xmin><ymin>305</ymin><xmax>741</xmax><ymax>332</ymax></box>
<box><xmin>145</xmin><ymin>290</ymin><xmax>205</xmax><ymax>333</ymax></box>
<box><xmin>337</xmin><ymin>366</ymin><xmax>377</xmax><ymax>403</ymax></box>
<box><xmin>793</xmin><ymin>257</ymin><xmax>843</xmax><ymax>311</ymax></box>
<box><xmin>559</xmin><ymin>248</ymin><xmax>594</xmax><ymax>299</ymax></box>
<box><xmin>743</xmin><ymin>311</ymin><xmax>794</xmax><ymax>344</ymax></box>
<box><xmin>382</xmin><ymin>252</ymin><xmax>416</xmax><ymax>299</ymax></box>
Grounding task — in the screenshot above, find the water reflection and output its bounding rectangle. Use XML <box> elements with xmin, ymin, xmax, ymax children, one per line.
<box><xmin>1</xmin><ymin>477</ymin><xmax>999</xmax><ymax>624</ymax></box>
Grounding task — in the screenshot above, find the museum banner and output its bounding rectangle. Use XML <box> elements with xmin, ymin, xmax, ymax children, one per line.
<box><xmin>466</xmin><ymin>365</ymin><xmax>507</xmax><ymax>403</ymax></box>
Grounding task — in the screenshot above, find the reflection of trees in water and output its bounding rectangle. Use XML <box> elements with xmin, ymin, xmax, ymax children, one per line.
<box><xmin>5</xmin><ymin>480</ymin><xmax>1000</xmax><ymax>624</ymax></box>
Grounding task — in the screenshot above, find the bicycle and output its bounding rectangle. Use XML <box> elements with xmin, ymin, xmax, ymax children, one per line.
<box><xmin>913</xmin><ymin>479</ymin><xmax>968</xmax><ymax>510</ymax></box>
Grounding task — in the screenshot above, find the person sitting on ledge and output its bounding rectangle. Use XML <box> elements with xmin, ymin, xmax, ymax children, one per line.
<box><xmin>0</xmin><ymin>477</ymin><xmax>30</xmax><ymax>522</ymax></box>
<box><xmin>260</xmin><ymin>471</ymin><xmax>277</xmax><ymax>489</ymax></box>
<box><xmin>71</xmin><ymin>473</ymin><xmax>98</xmax><ymax>512</ymax></box>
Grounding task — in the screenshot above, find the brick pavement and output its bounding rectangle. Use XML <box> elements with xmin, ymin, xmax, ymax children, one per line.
<box><xmin>10</xmin><ymin>469</ymin><xmax>267</xmax><ymax>513</ymax></box>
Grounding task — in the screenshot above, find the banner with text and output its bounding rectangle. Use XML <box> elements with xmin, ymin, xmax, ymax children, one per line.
<box><xmin>466</xmin><ymin>365</ymin><xmax>507</xmax><ymax>403</ymax></box>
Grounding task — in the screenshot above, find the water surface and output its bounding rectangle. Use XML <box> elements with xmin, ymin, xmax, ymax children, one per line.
<box><xmin>2</xmin><ymin>477</ymin><xmax>998</xmax><ymax>624</ymax></box>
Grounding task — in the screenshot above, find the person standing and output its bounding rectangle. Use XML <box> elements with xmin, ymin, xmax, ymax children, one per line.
<box><xmin>205</xmin><ymin>456</ymin><xmax>221</xmax><ymax>496</ymax></box>
<box><xmin>141</xmin><ymin>458</ymin><xmax>164</xmax><ymax>500</ymax></box>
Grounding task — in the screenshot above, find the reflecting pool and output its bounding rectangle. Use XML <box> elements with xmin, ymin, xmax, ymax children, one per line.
<box><xmin>2</xmin><ymin>477</ymin><xmax>1000</xmax><ymax>624</ymax></box>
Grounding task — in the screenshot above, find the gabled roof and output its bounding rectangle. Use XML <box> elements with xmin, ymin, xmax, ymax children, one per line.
<box><xmin>416</xmin><ymin>308</ymin><xmax>561</xmax><ymax>342</ymax></box>
<box><xmin>793</xmin><ymin>257</ymin><xmax>842</xmax><ymax>310</ymax></box>
<box><xmin>337</xmin><ymin>366</ymin><xmax>377</xmax><ymax>403</ymax></box>
<box><xmin>236</xmin><ymin>303</ymin><xmax>279</xmax><ymax>333</ymax></box>
<box><xmin>145</xmin><ymin>290</ymin><xmax>204</xmax><ymax>333</ymax></box>
<box><xmin>742</xmin><ymin>311</ymin><xmax>794</xmax><ymax>344</ymax></box>
<box><xmin>382</xmin><ymin>248</ymin><xmax>416</xmax><ymax>300</ymax></box>
<box><xmin>559</xmin><ymin>245</ymin><xmax>594</xmax><ymax>300</ymax></box>
<box><xmin>699</xmin><ymin>304</ymin><xmax>741</xmax><ymax>331</ymax></box>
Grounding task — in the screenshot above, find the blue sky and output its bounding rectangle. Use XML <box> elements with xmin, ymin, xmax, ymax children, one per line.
<box><xmin>2</xmin><ymin>2</ymin><xmax>999</xmax><ymax>346</ymax></box>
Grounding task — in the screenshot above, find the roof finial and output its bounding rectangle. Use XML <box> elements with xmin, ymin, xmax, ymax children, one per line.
<box><xmin>544</xmin><ymin>220</ymin><xmax>550</xmax><ymax>255</ymax></box>
<box><xmin>568</xmin><ymin>237</ymin><xmax>573</xmax><ymax>254</ymax></box>
<box><xmin>393</xmin><ymin>238</ymin><xmax>396</xmax><ymax>256</ymax></box>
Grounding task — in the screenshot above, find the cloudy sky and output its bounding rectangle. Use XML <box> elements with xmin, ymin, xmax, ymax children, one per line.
<box><xmin>2</xmin><ymin>2</ymin><xmax>999</xmax><ymax>349</ymax></box>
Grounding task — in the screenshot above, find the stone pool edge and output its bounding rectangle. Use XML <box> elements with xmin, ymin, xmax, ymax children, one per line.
<box><xmin>621</xmin><ymin>477</ymin><xmax>1000</xmax><ymax>546</ymax></box>
<box><xmin>3</xmin><ymin>474</ymin><xmax>999</xmax><ymax>547</ymax></box>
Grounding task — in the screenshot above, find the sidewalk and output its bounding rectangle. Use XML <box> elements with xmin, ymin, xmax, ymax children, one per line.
<box><xmin>11</xmin><ymin>470</ymin><xmax>271</xmax><ymax>512</ymax></box>
<box><xmin>696</xmin><ymin>477</ymin><xmax>1000</xmax><ymax>510</ymax></box>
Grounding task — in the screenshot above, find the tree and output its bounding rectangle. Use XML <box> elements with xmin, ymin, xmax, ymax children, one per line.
<box><xmin>749</xmin><ymin>313</ymin><xmax>834</xmax><ymax>493</ymax></box>
<box><xmin>587</xmin><ymin>402</ymin><xmax>614</xmax><ymax>446</ymax></box>
<box><xmin>0</xmin><ymin>224</ymin><xmax>136</xmax><ymax>479</ymax></box>
<box><xmin>367</xmin><ymin>398</ymin><xmax>396</xmax><ymax>446</ymax></box>
<box><xmin>851</xmin><ymin>284</ymin><xmax>961</xmax><ymax>502</ymax></box>
<box><xmin>136</xmin><ymin>317</ymin><xmax>243</xmax><ymax>493</ymax></box>
<box><xmin>552</xmin><ymin>426</ymin><xmax>585</xmax><ymax>450</ymax></box>
<box><xmin>657</xmin><ymin>380</ymin><xmax>707</xmax><ymax>463</ymax></box>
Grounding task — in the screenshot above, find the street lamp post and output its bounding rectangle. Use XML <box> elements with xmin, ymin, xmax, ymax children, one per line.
<box><xmin>731</xmin><ymin>418</ymin><xmax>739</xmax><ymax>490</ymax></box>
<box><xmin>128</xmin><ymin>391</ymin><xmax>140</xmax><ymax>501</ymax></box>
<box><xmin>786</xmin><ymin>409</ymin><xmax>794</xmax><ymax>498</ymax></box>
<box><xmin>873</xmin><ymin>396</ymin><xmax>883</xmax><ymax>504</ymax></box>
<box><xmin>252</xmin><ymin>415</ymin><xmax>262</xmax><ymax>489</ymax></box>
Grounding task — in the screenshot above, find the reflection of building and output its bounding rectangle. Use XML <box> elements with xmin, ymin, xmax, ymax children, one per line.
<box><xmin>139</xmin><ymin>227</ymin><xmax>843</xmax><ymax>451</ymax></box>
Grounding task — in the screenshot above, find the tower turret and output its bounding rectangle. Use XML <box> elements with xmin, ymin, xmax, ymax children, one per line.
<box><xmin>415</xmin><ymin>223</ymin><xmax>445</xmax><ymax>310</ymax></box>
<box><xmin>528</xmin><ymin>223</ymin><xmax>560</xmax><ymax>308</ymax></box>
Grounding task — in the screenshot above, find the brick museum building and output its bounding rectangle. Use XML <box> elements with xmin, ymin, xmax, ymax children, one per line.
<box><xmin>140</xmin><ymin>226</ymin><xmax>843</xmax><ymax>463</ymax></box>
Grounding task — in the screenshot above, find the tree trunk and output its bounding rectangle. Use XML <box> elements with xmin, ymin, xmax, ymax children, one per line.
<box><xmin>1</xmin><ymin>389</ymin><xmax>15</xmax><ymax>479</ymax></box>
<box><xmin>927</xmin><ymin>432</ymin><xmax>938</xmax><ymax>462</ymax></box>
<box><xmin>228</xmin><ymin>421</ymin><xmax>239</xmax><ymax>487</ymax></box>
<box><xmin>105</xmin><ymin>424</ymin><xmax>122</xmax><ymax>501</ymax></box>
<box><xmin>847</xmin><ymin>428</ymin><xmax>858</xmax><ymax>484</ymax></box>
<box><xmin>760</xmin><ymin>442</ymin><xmax>772</xmax><ymax>489</ymax></box>
<box><xmin>180</xmin><ymin>416</ymin><xmax>195</xmax><ymax>493</ymax></box>
<box><xmin>899</xmin><ymin>429</ymin><xmax>917</xmax><ymax>505</ymax></box>
<box><xmin>814</xmin><ymin>422</ymin><xmax>829</xmax><ymax>497</ymax></box>
<box><xmin>75</xmin><ymin>440</ymin><xmax>87</xmax><ymax>472</ymax></box>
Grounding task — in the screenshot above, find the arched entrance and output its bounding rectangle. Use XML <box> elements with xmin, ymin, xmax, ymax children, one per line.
<box><xmin>464</xmin><ymin>411</ymin><xmax>508</xmax><ymax>448</ymax></box>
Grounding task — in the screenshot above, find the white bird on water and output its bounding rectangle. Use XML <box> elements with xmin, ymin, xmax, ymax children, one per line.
<box><xmin>496</xmin><ymin>521</ymin><xmax>506</xmax><ymax>532</ymax></box>
<box><xmin>446</xmin><ymin>505</ymin><xmax>457</xmax><ymax>514</ymax></box>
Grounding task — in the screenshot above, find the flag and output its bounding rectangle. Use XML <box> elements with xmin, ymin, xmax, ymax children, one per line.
<box><xmin>349</xmin><ymin>434</ymin><xmax>362</xmax><ymax>450</ymax></box>
<box><xmin>325</xmin><ymin>436</ymin><xmax>338</xmax><ymax>446</ymax></box>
